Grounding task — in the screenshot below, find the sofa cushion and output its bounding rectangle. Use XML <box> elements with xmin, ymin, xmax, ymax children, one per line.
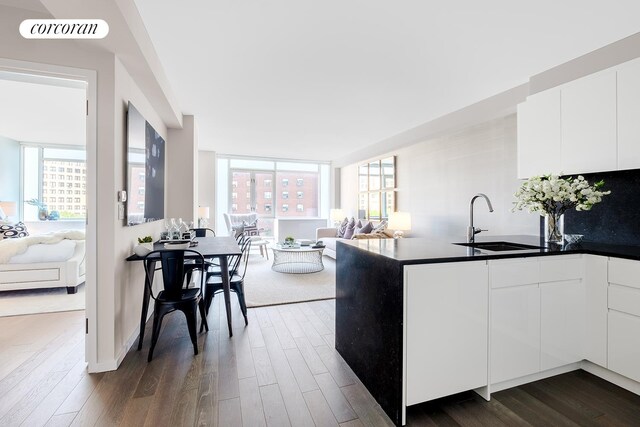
<box><xmin>336</xmin><ymin>217</ymin><xmax>348</xmax><ymax>238</ymax></box>
<box><xmin>0</xmin><ymin>222</ymin><xmax>29</xmax><ymax>239</ymax></box>
<box><xmin>356</xmin><ymin>221</ymin><xmax>373</xmax><ymax>234</ymax></box>
<box><xmin>372</xmin><ymin>220</ymin><xmax>388</xmax><ymax>234</ymax></box>
<box><xmin>343</xmin><ymin>219</ymin><xmax>356</xmax><ymax>239</ymax></box>
<box><xmin>322</xmin><ymin>237</ymin><xmax>339</xmax><ymax>252</ymax></box>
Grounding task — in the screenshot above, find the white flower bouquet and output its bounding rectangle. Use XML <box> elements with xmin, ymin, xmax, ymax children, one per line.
<box><xmin>512</xmin><ymin>174</ymin><xmax>610</xmax><ymax>243</ymax></box>
<box><xmin>513</xmin><ymin>174</ymin><xmax>610</xmax><ymax>215</ymax></box>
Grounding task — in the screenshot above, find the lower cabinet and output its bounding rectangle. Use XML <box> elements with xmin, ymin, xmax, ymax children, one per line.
<box><xmin>608</xmin><ymin>310</ymin><xmax>640</xmax><ymax>383</ymax></box>
<box><xmin>404</xmin><ymin>261</ymin><xmax>488</xmax><ymax>405</ymax></box>
<box><xmin>491</xmin><ymin>284</ymin><xmax>540</xmax><ymax>383</ymax></box>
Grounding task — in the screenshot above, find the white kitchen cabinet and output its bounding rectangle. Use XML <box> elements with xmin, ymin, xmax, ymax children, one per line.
<box><xmin>404</xmin><ymin>261</ymin><xmax>488</xmax><ymax>404</ymax></box>
<box><xmin>617</xmin><ymin>58</ymin><xmax>640</xmax><ymax>170</ymax></box>
<box><xmin>561</xmin><ymin>69</ymin><xmax>617</xmax><ymax>175</ymax></box>
<box><xmin>608</xmin><ymin>310</ymin><xmax>640</xmax><ymax>383</ymax></box>
<box><xmin>583</xmin><ymin>255</ymin><xmax>608</xmax><ymax>368</ymax></box>
<box><xmin>491</xmin><ymin>284</ymin><xmax>540</xmax><ymax>384</ymax></box>
<box><xmin>517</xmin><ymin>89</ymin><xmax>562</xmax><ymax>179</ymax></box>
<box><xmin>540</xmin><ymin>279</ymin><xmax>584</xmax><ymax>371</ymax></box>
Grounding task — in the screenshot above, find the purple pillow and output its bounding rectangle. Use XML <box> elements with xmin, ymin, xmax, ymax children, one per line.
<box><xmin>343</xmin><ymin>221</ymin><xmax>356</xmax><ymax>239</ymax></box>
<box><xmin>355</xmin><ymin>221</ymin><xmax>374</xmax><ymax>235</ymax></box>
<box><xmin>336</xmin><ymin>217</ymin><xmax>348</xmax><ymax>237</ymax></box>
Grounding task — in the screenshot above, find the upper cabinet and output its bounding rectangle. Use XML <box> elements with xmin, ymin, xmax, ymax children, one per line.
<box><xmin>517</xmin><ymin>57</ymin><xmax>640</xmax><ymax>178</ymax></box>
<box><xmin>617</xmin><ymin>58</ymin><xmax>640</xmax><ymax>171</ymax></box>
<box><xmin>517</xmin><ymin>89</ymin><xmax>561</xmax><ymax>179</ymax></box>
<box><xmin>560</xmin><ymin>70</ymin><xmax>617</xmax><ymax>175</ymax></box>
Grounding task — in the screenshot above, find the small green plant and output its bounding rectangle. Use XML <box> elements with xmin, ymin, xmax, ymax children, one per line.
<box><xmin>284</xmin><ymin>236</ymin><xmax>295</xmax><ymax>244</ymax></box>
<box><xmin>137</xmin><ymin>236</ymin><xmax>153</xmax><ymax>244</ymax></box>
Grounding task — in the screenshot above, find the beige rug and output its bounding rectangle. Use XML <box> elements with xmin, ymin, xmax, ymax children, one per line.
<box><xmin>0</xmin><ymin>283</ymin><xmax>85</xmax><ymax>317</ymax></box>
<box><xmin>243</xmin><ymin>252</ymin><xmax>336</xmax><ymax>307</ymax></box>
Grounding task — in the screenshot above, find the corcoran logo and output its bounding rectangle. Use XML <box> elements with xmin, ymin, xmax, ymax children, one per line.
<box><xmin>19</xmin><ymin>19</ymin><xmax>109</xmax><ymax>39</ymax></box>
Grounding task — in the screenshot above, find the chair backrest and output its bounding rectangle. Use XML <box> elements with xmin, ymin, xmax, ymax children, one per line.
<box><xmin>144</xmin><ymin>249</ymin><xmax>205</xmax><ymax>300</ymax></box>
<box><xmin>237</xmin><ymin>238</ymin><xmax>252</xmax><ymax>280</ymax></box>
<box><xmin>223</xmin><ymin>212</ymin><xmax>258</xmax><ymax>235</ymax></box>
<box><xmin>227</xmin><ymin>237</ymin><xmax>251</xmax><ymax>277</ymax></box>
<box><xmin>191</xmin><ymin>228</ymin><xmax>215</xmax><ymax>237</ymax></box>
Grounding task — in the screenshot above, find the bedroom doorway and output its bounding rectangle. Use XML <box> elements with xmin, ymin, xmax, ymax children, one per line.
<box><xmin>0</xmin><ymin>59</ymin><xmax>98</xmax><ymax>371</ymax></box>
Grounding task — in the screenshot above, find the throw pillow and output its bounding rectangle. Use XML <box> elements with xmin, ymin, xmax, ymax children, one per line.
<box><xmin>0</xmin><ymin>222</ymin><xmax>29</xmax><ymax>239</ymax></box>
<box><xmin>242</xmin><ymin>220</ymin><xmax>259</xmax><ymax>236</ymax></box>
<box><xmin>355</xmin><ymin>221</ymin><xmax>374</xmax><ymax>235</ymax></box>
<box><xmin>372</xmin><ymin>220</ymin><xmax>388</xmax><ymax>234</ymax></box>
<box><xmin>336</xmin><ymin>217</ymin><xmax>348</xmax><ymax>237</ymax></box>
<box><xmin>343</xmin><ymin>220</ymin><xmax>357</xmax><ymax>240</ymax></box>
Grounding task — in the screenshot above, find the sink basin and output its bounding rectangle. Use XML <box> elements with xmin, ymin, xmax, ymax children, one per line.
<box><xmin>455</xmin><ymin>241</ymin><xmax>541</xmax><ymax>252</ymax></box>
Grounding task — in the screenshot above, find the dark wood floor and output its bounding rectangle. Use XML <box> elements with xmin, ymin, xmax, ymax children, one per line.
<box><xmin>1</xmin><ymin>298</ymin><xmax>640</xmax><ymax>426</ymax></box>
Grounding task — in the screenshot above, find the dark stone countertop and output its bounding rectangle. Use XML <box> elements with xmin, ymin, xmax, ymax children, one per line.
<box><xmin>338</xmin><ymin>234</ymin><xmax>640</xmax><ymax>265</ymax></box>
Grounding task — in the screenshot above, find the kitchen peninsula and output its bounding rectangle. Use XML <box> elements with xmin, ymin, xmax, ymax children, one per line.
<box><xmin>335</xmin><ymin>236</ymin><xmax>640</xmax><ymax>426</ymax></box>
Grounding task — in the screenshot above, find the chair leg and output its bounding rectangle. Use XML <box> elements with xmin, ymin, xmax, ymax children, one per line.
<box><xmin>203</xmin><ymin>285</ymin><xmax>215</xmax><ymax>315</ymax></box>
<box><xmin>199</xmin><ymin>298</ymin><xmax>209</xmax><ymax>333</ymax></box>
<box><xmin>148</xmin><ymin>305</ymin><xmax>166</xmax><ymax>362</ymax></box>
<box><xmin>183</xmin><ymin>304</ymin><xmax>199</xmax><ymax>355</ymax></box>
<box><xmin>236</xmin><ymin>286</ymin><xmax>248</xmax><ymax>326</ymax></box>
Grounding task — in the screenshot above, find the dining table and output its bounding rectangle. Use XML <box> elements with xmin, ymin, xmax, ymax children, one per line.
<box><xmin>126</xmin><ymin>236</ymin><xmax>243</xmax><ymax>345</ymax></box>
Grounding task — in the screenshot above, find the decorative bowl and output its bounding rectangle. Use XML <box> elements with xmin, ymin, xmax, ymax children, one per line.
<box><xmin>564</xmin><ymin>234</ymin><xmax>584</xmax><ymax>245</ymax></box>
<box><xmin>164</xmin><ymin>241</ymin><xmax>190</xmax><ymax>250</ymax></box>
<box><xmin>133</xmin><ymin>243</ymin><xmax>153</xmax><ymax>257</ymax></box>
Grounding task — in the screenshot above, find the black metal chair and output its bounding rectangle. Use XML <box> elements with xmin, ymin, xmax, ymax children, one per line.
<box><xmin>201</xmin><ymin>238</ymin><xmax>251</xmax><ymax>329</ymax></box>
<box><xmin>190</xmin><ymin>228</ymin><xmax>216</xmax><ymax>237</ymax></box>
<box><xmin>143</xmin><ymin>249</ymin><xmax>208</xmax><ymax>362</ymax></box>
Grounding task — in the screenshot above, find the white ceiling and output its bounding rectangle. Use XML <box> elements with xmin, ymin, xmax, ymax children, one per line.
<box><xmin>0</xmin><ymin>75</ymin><xmax>86</xmax><ymax>146</ymax></box>
<box><xmin>134</xmin><ymin>1</ymin><xmax>640</xmax><ymax>161</ymax></box>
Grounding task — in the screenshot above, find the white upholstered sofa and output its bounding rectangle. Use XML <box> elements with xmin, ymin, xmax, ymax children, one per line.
<box><xmin>0</xmin><ymin>231</ymin><xmax>86</xmax><ymax>294</ymax></box>
<box><xmin>316</xmin><ymin>226</ymin><xmax>393</xmax><ymax>259</ymax></box>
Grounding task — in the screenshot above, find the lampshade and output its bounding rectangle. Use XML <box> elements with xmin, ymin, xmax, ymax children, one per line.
<box><xmin>330</xmin><ymin>208</ymin><xmax>345</xmax><ymax>222</ymax></box>
<box><xmin>198</xmin><ymin>206</ymin><xmax>210</xmax><ymax>219</ymax></box>
<box><xmin>0</xmin><ymin>201</ymin><xmax>16</xmax><ymax>217</ymax></box>
<box><xmin>388</xmin><ymin>211</ymin><xmax>411</xmax><ymax>231</ymax></box>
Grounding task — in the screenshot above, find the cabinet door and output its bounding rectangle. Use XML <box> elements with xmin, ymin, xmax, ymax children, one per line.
<box><xmin>405</xmin><ymin>262</ymin><xmax>488</xmax><ymax>405</ymax></box>
<box><xmin>561</xmin><ymin>69</ymin><xmax>617</xmax><ymax>174</ymax></box>
<box><xmin>517</xmin><ymin>89</ymin><xmax>562</xmax><ymax>179</ymax></box>
<box><xmin>584</xmin><ymin>255</ymin><xmax>607</xmax><ymax>367</ymax></box>
<box><xmin>617</xmin><ymin>58</ymin><xmax>640</xmax><ymax>170</ymax></box>
<box><xmin>540</xmin><ymin>280</ymin><xmax>585</xmax><ymax>371</ymax></box>
<box><xmin>491</xmin><ymin>285</ymin><xmax>540</xmax><ymax>384</ymax></box>
<box><xmin>608</xmin><ymin>310</ymin><xmax>640</xmax><ymax>383</ymax></box>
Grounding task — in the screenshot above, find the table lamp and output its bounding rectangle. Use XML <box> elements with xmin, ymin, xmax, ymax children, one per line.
<box><xmin>198</xmin><ymin>206</ymin><xmax>210</xmax><ymax>228</ymax></box>
<box><xmin>329</xmin><ymin>209</ymin><xmax>345</xmax><ymax>226</ymax></box>
<box><xmin>388</xmin><ymin>211</ymin><xmax>411</xmax><ymax>238</ymax></box>
<box><xmin>0</xmin><ymin>201</ymin><xmax>17</xmax><ymax>222</ymax></box>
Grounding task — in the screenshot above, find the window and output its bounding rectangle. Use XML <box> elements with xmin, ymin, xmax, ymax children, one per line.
<box><xmin>282</xmin><ymin>191</ymin><xmax>289</xmax><ymax>199</ymax></box>
<box><xmin>232</xmin><ymin>192</ymin><xmax>237</xmax><ymax>199</ymax></box>
<box><xmin>264</xmin><ymin>179</ymin><xmax>271</xmax><ymax>187</ymax></box>
<box><xmin>297</xmin><ymin>178</ymin><xmax>303</xmax><ymax>186</ymax></box>
<box><xmin>297</xmin><ymin>204</ymin><xmax>304</xmax><ymax>212</ymax></box>
<box><xmin>358</xmin><ymin>156</ymin><xmax>396</xmax><ymax>220</ymax></box>
<box><xmin>297</xmin><ymin>191</ymin><xmax>303</xmax><ymax>199</ymax></box>
<box><xmin>66</xmin><ymin>168</ymin><xmax>73</xmax><ymax>173</ymax></box>
<box><xmin>265</xmin><ymin>204</ymin><xmax>272</xmax><ymax>212</ymax></box>
<box><xmin>231</xmin><ymin>203</ymin><xmax>238</xmax><ymax>212</ymax></box>
<box><xmin>282</xmin><ymin>204</ymin><xmax>289</xmax><ymax>212</ymax></box>
<box><xmin>282</xmin><ymin>178</ymin><xmax>288</xmax><ymax>186</ymax></box>
<box><xmin>264</xmin><ymin>192</ymin><xmax>272</xmax><ymax>199</ymax></box>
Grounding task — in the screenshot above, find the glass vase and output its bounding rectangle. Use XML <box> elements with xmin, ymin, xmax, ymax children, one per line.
<box><xmin>545</xmin><ymin>212</ymin><xmax>564</xmax><ymax>244</ymax></box>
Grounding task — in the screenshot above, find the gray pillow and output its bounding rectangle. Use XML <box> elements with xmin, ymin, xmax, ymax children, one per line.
<box><xmin>343</xmin><ymin>221</ymin><xmax>356</xmax><ymax>239</ymax></box>
<box><xmin>336</xmin><ymin>217</ymin><xmax>348</xmax><ymax>237</ymax></box>
<box><xmin>372</xmin><ymin>220</ymin><xmax>388</xmax><ymax>234</ymax></box>
<box><xmin>355</xmin><ymin>221</ymin><xmax>374</xmax><ymax>235</ymax></box>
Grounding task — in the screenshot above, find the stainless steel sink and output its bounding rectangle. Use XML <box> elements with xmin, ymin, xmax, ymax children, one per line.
<box><xmin>454</xmin><ymin>241</ymin><xmax>541</xmax><ymax>252</ymax></box>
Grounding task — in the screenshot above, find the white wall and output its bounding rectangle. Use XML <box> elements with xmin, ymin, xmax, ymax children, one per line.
<box><xmin>341</xmin><ymin>115</ymin><xmax>539</xmax><ymax>240</ymax></box>
<box><xmin>198</xmin><ymin>150</ymin><xmax>216</xmax><ymax>226</ymax></box>
<box><xmin>167</xmin><ymin>116</ymin><xmax>198</xmax><ymax>223</ymax></box>
<box><xmin>0</xmin><ymin>135</ymin><xmax>20</xmax><ymax>205</ymax></box>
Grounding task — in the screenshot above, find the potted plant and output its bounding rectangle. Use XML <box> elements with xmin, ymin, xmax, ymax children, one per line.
<box><xmin>134</xmin><ymin>235</ymin><xmax>154</xmax><ymax>256</ymax></box>
<box><xmin>26</xmin><ymin>198</ymin><xmax>48</xmax><ymax>221</ymax></box>
<box><xmin>284</xmin><ymin>236</ymin><xmax>295</xmax><ymax>247</ymax></box>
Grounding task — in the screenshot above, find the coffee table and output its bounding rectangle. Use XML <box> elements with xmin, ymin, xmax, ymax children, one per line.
<box><xmin>271</xmin><ymin>244</ymin><xmax>325</xmax><ymax>273</ymax></box>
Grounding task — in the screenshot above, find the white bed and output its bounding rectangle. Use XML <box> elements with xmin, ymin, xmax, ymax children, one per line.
<box><xmin>0</xmin><ymin>232</ymin><xmax>86</xmax><ymax>294</ymax></box>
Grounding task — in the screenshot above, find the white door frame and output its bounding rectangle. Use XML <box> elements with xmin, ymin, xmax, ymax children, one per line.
<box><xmin>0</xmin><ymin>58</ymin><xmax>98</xmax><ymax>371</ymax></box>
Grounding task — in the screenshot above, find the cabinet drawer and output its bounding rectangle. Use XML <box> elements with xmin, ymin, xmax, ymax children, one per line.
<box><xmin>539</xmin><ymin>255</ymin><xmax>583</xmax><ymax>283</ymax></box>
<box><xmin>608</xmin><ymin>310</ymin><xmax>640</xmax><ymax>383</ymax></box>
<box><xmin>609</xmin><ymin>258</ymin><xmax>640</xmax><ymax>289</ymax></box>
<box><xmin>609</xmin><ymin>284</ymin><xmax>640</xmax><ymax>317</ymax></box>
<box><xmin>490</xmin><ymin>258</ymin><xmax>539</xmax><ymax>289</ymax></box>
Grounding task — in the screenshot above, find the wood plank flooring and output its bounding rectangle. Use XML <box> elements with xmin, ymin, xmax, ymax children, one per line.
<box><xmin>2</xmin><ymin>299</ymin><xmax>640</xmax><ymax>426</ymax></box>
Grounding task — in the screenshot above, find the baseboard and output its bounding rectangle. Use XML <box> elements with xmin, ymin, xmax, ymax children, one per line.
<box><xmin>490</xmin><ymin>363</ymin><xmax>581</xmax><ymax>393</ymax></box>
<box><xmin>581</xmin><ymin>360</ymin><xmax>640</xmax><ymax>395</ymax></box>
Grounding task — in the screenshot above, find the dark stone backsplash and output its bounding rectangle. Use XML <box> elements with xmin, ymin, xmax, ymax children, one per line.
<box><xmin>560</xmin><ymin>169</ymin><xmax>640</xmax><ymax>246</ymax></box>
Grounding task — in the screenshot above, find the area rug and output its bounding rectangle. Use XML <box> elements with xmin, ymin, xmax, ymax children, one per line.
<box><xmin>243</xmin><ymin>252</ymin><xmax>336</xmax><ymax>307</ymax></box>
<box><xmin>0</xmin><ymin>283</ymin><xmax>85</xmax><ymax>317</ymax></box>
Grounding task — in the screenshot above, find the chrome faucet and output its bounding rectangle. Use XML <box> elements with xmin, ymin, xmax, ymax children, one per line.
<box><xmin>467</xmin><ymin>193</ymin><xmax>494</xmax><ymax>243</ymax></box>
